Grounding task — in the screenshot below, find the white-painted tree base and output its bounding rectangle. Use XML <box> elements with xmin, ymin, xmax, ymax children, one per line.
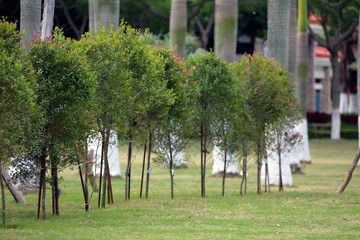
<box><xmin>261</xmin><ymin>149</ymin><xmax>293</xmax><ymax>186</ymax></box>
<box><xmin>348</xmin><ymin>94</ymin><xmax>358</xmax><ymax>113</ymax></box>
<box><xmin>297</xmin><ymin>119</ymin><xmax>311</xmax><ymax>163</ymax></box>
<box><xmin>211</xmin><ymin>145</ymin><xmax>239</xmax><ymax>175</ymax></box>
<box><xmin>340</xmin><ymin>93</ymin><xmax>348</xmax><ymax>113</ymax></box>
<box><xmin>90</xmin><ymin>131</ymin><xmax>121</xmax><ymax>177</ymax></box>
<box><xmin>331</xmin><ymin>108</ymin><xmax>341</xmax><ymax>140</ymax></box>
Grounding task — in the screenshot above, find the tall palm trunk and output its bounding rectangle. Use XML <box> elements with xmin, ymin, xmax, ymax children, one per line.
<box><xmin>267</xmin><ymin>0</ymin><xmax>291</xmax><ymax>68</ymax></box>
<box><xmin>296</xmin><ymin>0</ymin><xmax>311</xmax><ymax>164</ymax></box>
<box><xmin>20</xmin><ymin>0</ymin><xmax>41</xmax><ymax>43</ymax></box>
<box><xmin>214</xmin><ymin>0</ymin><xmax>238</xmax><ymax>63</ymax></box>
<box><xmin>288</xmin><ymin>0</ymin><xmax>297</xmax><ymax>79</ymax></box>
<box><xmin>92</xmin><ymin>0</ymin><xmax>120</xmax><ymax>31</ymax></box>
<box><xmin>170</xmin><ymin>0</ymin><xmax>187</xmax><ymax>58</ymax></box>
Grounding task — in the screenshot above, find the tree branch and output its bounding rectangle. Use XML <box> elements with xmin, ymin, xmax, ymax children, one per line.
<box><xmin>58</xmin><ymin>0</ymin><xmax>80</xmax><ymax>39</ymax></box>
<box><xmin>138</xmin><ymin>1</ymin><xmax>169</xmax><ymax>20</ymax></box>
<box><xmin>335</xmin><ymin>19</ymin><xmax>359</xmax><ymax>48</ymax></box>
<box><xmin>308</xmin><ymin>25</ymin><xmax>327</xmax><ymax>48</ymax></box>
<box><xmin>187</xmin><ymin>0</ymin><xmax>208</xmax><ymax>20</ymax></box>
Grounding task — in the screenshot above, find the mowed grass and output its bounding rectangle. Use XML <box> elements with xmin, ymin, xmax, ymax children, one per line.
<box><xmin>1</xmin><ymin>139</ymin><xmax>360</xmax><ymax>239</ymax></box>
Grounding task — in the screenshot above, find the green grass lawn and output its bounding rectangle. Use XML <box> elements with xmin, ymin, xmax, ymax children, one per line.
<box><xmin>1</xmin><ymin>139</ymin><xmax>360</xmax><ymax>239</ymax></box>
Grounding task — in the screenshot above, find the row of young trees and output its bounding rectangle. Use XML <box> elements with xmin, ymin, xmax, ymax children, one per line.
<box><xmin>0</xmin><ymin>19</ymin><xmax>300</xmax><ymax>225</ymax></box>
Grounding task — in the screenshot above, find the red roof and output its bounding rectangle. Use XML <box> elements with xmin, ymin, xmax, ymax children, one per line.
<box><xmin>315</xmin><ymin>46</ymin><xmax>342</xmax><ymax>59</ymax></box>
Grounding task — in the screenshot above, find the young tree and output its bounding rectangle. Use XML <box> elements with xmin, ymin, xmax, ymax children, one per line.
<box><xmin>186</xmin><ymin>53</ymin><xmax>234</xmax><ymax>197</ymax></box>
<box><xmin>26</xmin><ymin>29</ymin><xmax>96</xmax><ymax>218</ymax></box>
<box><xmin>0</xmin><ymin>20</ymin><xmax>34</xmax><ymax>227</ymax></box>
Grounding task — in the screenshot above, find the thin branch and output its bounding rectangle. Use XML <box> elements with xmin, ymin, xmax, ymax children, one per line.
<box><xmin>187</xmin><ymin>0</ymin><xmax>208</xmax><ymax>20</ymax></box>
<box><xmin>335</xmin><ymin>19</ymin><xmax>359</xmax><ymax>48</ymax></box>
<box><xmin>58</xmin><ymin>0</ymin><xmax>80</xmax><ymax>38</ymax></box>
<box><xmin>138</xmin><ymin>1</ymin><xmax>169</xmax><ymax>20</ymax></box>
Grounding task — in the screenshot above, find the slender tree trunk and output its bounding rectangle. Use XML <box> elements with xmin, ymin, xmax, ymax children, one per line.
<box><xmin>37</xmin><ymin>145</ymin><xmax>47</xmax><ymax>220</ymax></box>
<box><xmin>203</xmin><ymin>126</ymin><xmax>207</xmax><ymax>197</ymax></box>
<box><xmin>145</xmin><ymin>131</ymin><xmax>152</xmax><ymax>199</ymax></box>
<box><xmin>321</xmin><ymin>66</ymin><xmax>331</xmax><ymax>114</ymax></box>
<box><xmin>278</xmin><ymin>135</ymin><xmax>283</xmax><ymax>192</ymax></box>
<box><xmin>126</xmin><ymin>123</ymin><xmax>133</xmax><ymax>200</ymax></box>
<box><xmin>106</xmin><ymin>162</ymin><xmax>113</xmax><ymax>204</ymax></box>
<box><xmin>51</xmin><ymin>159</ymin><xmax>59</xmax><ymax>215</ymax></box>
<box><xmin>102</xmin><ymin>130</ymin><xmax>110</xmax><ymax>207</ymax></box>
<box><xmin>78</xmin><ymin>160</ymin><xmax>88</xmax><ymax>211</ymax></box>
<box><xmin>1</xmin><ymin>169</ymin><xmax>5</xmax><ymax>228</ymax></box>
<box><xmin>170</xmin><ymin>0</ymin><xmax>187</xmax><ymax>58</ymax></box>
<box><xmin>240</xmin><ymin>138</ymin><xmax>247</xmax><ymax>196</ymax></box>
<box><xmin>221</xmin><ymin>150</ymin><xmax>227</xmax><ymax>197</ymax></box>
<box><xmin>257</xmin><ymin>149</ymin><xmax>262</xmax><ymax>194</ymax></box>
<box><xmin>41</xmin><ymin>166</ymin><xmax>46</xmax><ymax>219</ymax></box>
<box><xmin>20</xmin><ymin>0</ymin><xmax>41</xmax><ymax>43</ymax></box>
<box><xmin>358</xmin><ymin>12</ymin><xmax>360</xmax><ymax>148</ymax></box>
<box><xmin>98</xmin><ymin>130</ymin><xmax>105</xmax><ymax>207</ymax></box>
<box><xmin>330</xmin><ymin>52</ymin><xmax>341</xmax><ymax>140</ymax></box>
<box><xmin>200</xmin><ymin>126</ymin><xmax>204</xmax><ymax>197</ymax></box>
<box><xmin>267</xmin><ymin>0</ymin><xmax>291</xmax><ymax>68</ymax></box>
<box><xmin>168</xmin><ymin>134</ymin><xmax>174</xmax><ymax>199</ymax></box>
<box><xmin>140</xmin><ymin>142</ymin><xmax>147</xmax><ymax>198</ymax></box>
<box><xmin>214</xmin><ymin>0</ymin><xmax>238</xmax><ymax>63</ymax></box>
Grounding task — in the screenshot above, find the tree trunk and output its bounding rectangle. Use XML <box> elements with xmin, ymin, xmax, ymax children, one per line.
<box><xmin>41</xmin><ymin>0</ymin><xmax>55</xmax><ymax>40</ymax></box>
<box><xmin>102</xmin><ymin>130</ymin><xmax>110</xmax><ymax>207</ymax></box>
<box><xmin>98</xmin><ymin>130</ymin><xmax>105</xmax><ymax>207</ymax></box>
<box><xmin>287</xmin><ymin>0</ymin><xmax>297</xmax><ymax>79</ymax></box>
<box><xmin>126</xmin><ymin>127</ymin><xmax>132</xmax><ymax>200</ymax></box>
<box><xmin>140</xmin><ymin>142</ymin><xmax>147</xmax><ymax>198</ymax></box>
<box><xmin>168</xmin><ymin>135</ymin><xmax>174</xmax><ymax>199</ymax></box>
<box><xmin>336</xmin><ymin>148</ymin><xmax>360</xmax><ymax>193</ymax></box>
<box><xmin>1</xmin><ymin>168</ymin><xmax>5</xmax><ymax>228</ymax></box>
<box><xmin>214</xmin><ymin>0</ymin><xmax>238</xmax><ymax>63</ymax></box>
<box><xmin>37</xmin><ymin>145</ymin><xmax>47</xmax><ymax>219</ymax></box>
<box><xmin>321</xmin><ymin>66</ymin><xmax>331</xmax><ymax>114</ymax></box>
<box><xmin>145</xmin><ymin>131</ymin><xmax>152</xmax><ymax>199</ymax></box>
<box><xmin>240</xmin><ymin>138</ymin><xmax>247</xmax><ymax>196</ymax></box>
<box><xmin>93</xmin><ymin>0</ymin><xmax>120</xmax><ymax>31</ymax></box>
<box><xmin>357</xmin><ymin>12</ymin><xmax>360</xmax><ymax>148</ymax></box>
<box><xmin>200</xmin><ymin>126</ymin><xmax>204</xmax><ymax>197</ymax></box>
<box><xmin>267</xmin><ymin>0</ymin><xmax>291</xmax><ymax>68</ymax></box>
<box><xmin>307</xmin><ymin>37</ymin><xmax>316</xmax><ymax>112</ymax></box>
<box><xmin>0</xmin><ymin>164</ymin><xmax>26</xmax><ymax>205</ymax></box>
<box><xmin>20</xmin><ymin>0</ymin><xmax>41</xmax><ymax>43</ymax></box>
<box><xmin>170</xmin><ymin>0</ymin><xmax>187</xmax><ymax>58</ymax></box>
<box><xmin>221</xmin><ymin>149</ymin><xmax>227</xmax><ymax>197</ymax></box>
<box><xmin>277</xmin><ymin>134</ymin><xmax>283</xmax><ymax>192</ymax></box>
<box><xmin>51</xmin><ymin>160</ymin><xmax>59</xmax><ymax>215</ymax></box>
<box><xmin>330</xmin><ymin>52</ymin><xmax>341</xmax><ymax>140</ymax></box>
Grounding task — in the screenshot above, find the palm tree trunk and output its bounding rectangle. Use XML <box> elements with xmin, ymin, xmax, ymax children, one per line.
<box><xmin>267</xmin><ymin>0</ymin><xmax>291</xmax><ymax>68</ymax></box>
<box><xmin>93</xmin><ymin>0</ymin><xmax>120</xmax><ymax>31</ymax></box>
<box><xmin>170</xmin><ymin>0</ymin><xmax>187</xmax><ymax>58</ymax></box>
<box><xmin>20</xmin><ymin>0</ymin><xmax>41</xmax><ymax>43</ymax></box>
<box><xmin>214</xmin><ymin>0</ymin><xmax>238</xmax><ymax>63</ymax></box>
<box><xmin>287</xmin><ymin>0</ymin><xmax>297</xmax><ymax>79</ymax></box>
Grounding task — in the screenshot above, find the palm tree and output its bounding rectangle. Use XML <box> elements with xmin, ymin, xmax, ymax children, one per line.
<box><xmin>20</xmin><ymin>0</ymin><xmax>41</xmax><ymax>43</ymax></box>
<box><xmin>295</xmin><ymin>0</ymin><xmax>311</xmax><ymax>164</ymax></box>
<box><xmin>92</xmin><ymin>0</ymin><xmax>120</xmax><ymax>31</ymax></box>
<box><xmin>214</xmin><ymin>0</ymin><xmax>238</xmax><ymax>63</ymax></box>
<box><xmin>265</xmin><ymin>0</ymin><xmax>292</xmax><ymax>187</ymax></box>
<box><xmin>211</xmin><ymin>0</ymin><xmax>239</xmax><ymax>178</ymax></box>
<box><xmin>170</xmin><ymin>0</ymin><xmax>187</xmax><ymax>58</ymax></box>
